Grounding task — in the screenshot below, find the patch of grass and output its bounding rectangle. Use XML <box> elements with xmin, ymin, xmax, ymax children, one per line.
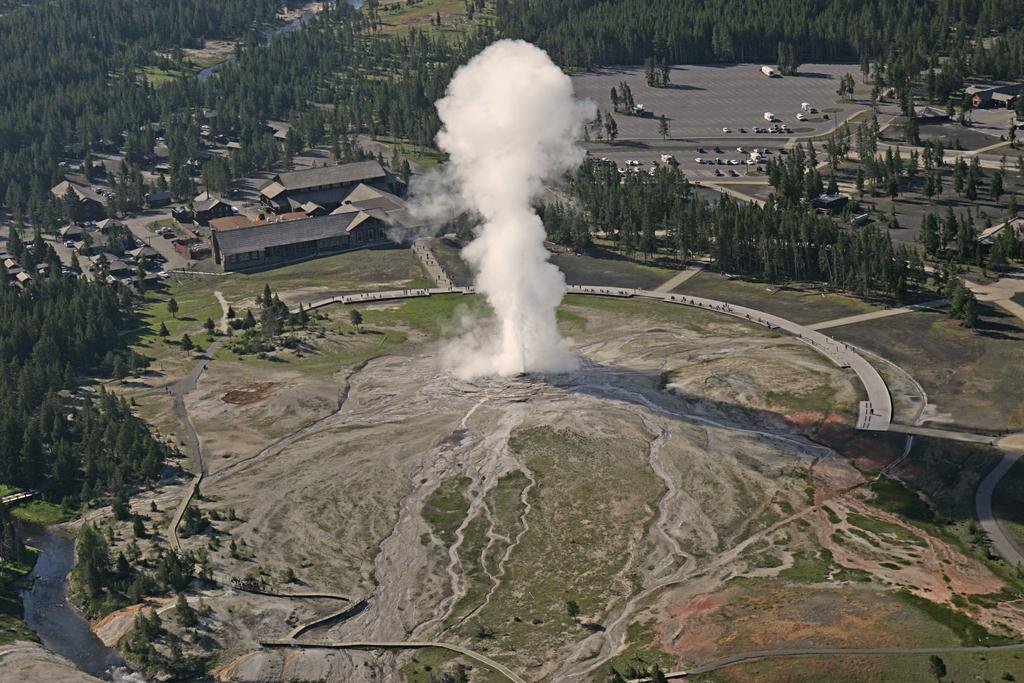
<box><xmin>422</xmin><ymin>476</ymin><xmax>472</xmax><ymax>547</ymax></box>
<box><xmin>0</xmin><ymin>484</ymin><xmax>18</xmax><ymax>497</ymax></box>
<box><xmin>778</xmin><ymin>549</ymin><xmax>833</xmax><ymax>582</ymax></box>
<box><xmin>600</xmin><ymin>620</ymin><xmax>675</xmax><ymax>681</ymax></box>
<box><xmin>556</xmin><ymin>308</ymin><xmax>587</xmax><ymax>333</ymax></box>
<box><xmin>832</xmin><ymin>565</ymin><xmax>874</xmax><ymax>583</ymax></box>
<box><xmin>831</xmin><ymin>309</ymin><xmax>1024</xmax><ymax>432</ymax></box>
<box><xmin>11</xmin><ymin>501</ymin><xmax>70</xmax><ymax>525</ymax></box>
<box><xmin>447</xmin><ymin>470</ymin><xmax>532</xmax><ymax>625</ymax></box>
<box><xmin>361</xmin><ymin>293</ymin><xmax>488</xmax><ymax>338</ymax></box>
<box><xmin>398</xmin><ymin>647</ymin><xmax>457</xmax><ymax>683</ymax></box>
<box><xmin>560</xmin><ymin>294</ymin><xmax>770</xmax><ymax>336</ymax></box>
<box><xmin>217</xmin><ymin>246</ymin><xmax>429</xmax><ymax>304</ymax></box>
<box><xmin>748</xmin><ymin>551</ymin><xmax>784</xmax><ymax>570</ymax></box>
<box><xmin>869</xmin><ymin>477</ymin><xmax>935</xmax><ymax>525</ymax></box>
<box><xmin>893</xmin><ymin>589</ymin><xmax>1013</xmax><ymax>646</ymax></box>
<box><xmin>823</xmin><ymin>506</ymin><xmax>841</xmax><ymax>524</ymax></box>
<box><xmin>374</xmin><ymin>0</ymin><xmax>490</xmax><ymax>38</ymax></box>
<box><xmin>466</xmin><ymin>426</ymin><xmax>665</xmax><ymax>669</ymax></box>
<box><xmin>214</xmin><ymin>326</ymin><xmax>408</xmax><ymax>377</ymax></box>
<box><xmin>847</xmin><ymin>512</ymin><xmax>925</xmax><ymax>545</ymax></box>
<box><xmin>765</xmin><ymin>383</ymin><xmax>838</xmax><ymax>413</ymax></box>
<box><xmin>142</xmin><ymin>65</ymin><xmax>192</xmax><ymax>85</ymax></box>
<box><xmin>0</xmin><ymin>547</ymin><xmax>39</xmax><ymax>646</ymax></box>
<box><xmin>677</xmin><ymin>271</ymin><xmax>877</xmax><ymax>325</ymax></box>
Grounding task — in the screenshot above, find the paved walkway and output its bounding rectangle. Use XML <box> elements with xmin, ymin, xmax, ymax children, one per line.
<box><xmin>654</xmin><ymin>265</ymin><xmax>704</xmax><ymax>293</ymax></box>
<box><xmin>700</xmin><ymin>182</ymin><xmax>767</xmax><ymax>207</ymax></box>
<box><xmin>976</xmin><ymin>448</ymin><xmax>1024</xmax><ymax>568</ymax></box>
<box><xmin>887</xmin><ymin>423</ymin><xmax>998</xmax><ymax>445</ymax></box>
<box><xmin>411</xmin><ymin>239</ymin><xmax>454</xmax><ymax>288</ymax></box>
<box><xmin>962</xmin><ymin>272</ymin><xmax>1024</xmax><ymax>327</ymax></box>
<box><xmin>808</xmin><ymin>299</ymin><xmax>948</xmax><ymax>331</ymax></box>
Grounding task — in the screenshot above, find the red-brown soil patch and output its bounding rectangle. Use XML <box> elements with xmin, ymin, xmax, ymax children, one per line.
<box><xmin>221</xmin><ymin>382</ymin><xmax>277</xmax><ymax>405</ymax></box>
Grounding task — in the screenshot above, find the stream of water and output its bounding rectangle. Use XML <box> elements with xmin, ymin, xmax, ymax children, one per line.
<box><xmin>20</xmin><ymin>525</ymin><xmax>133</xmax><ymax>681</ymax></box>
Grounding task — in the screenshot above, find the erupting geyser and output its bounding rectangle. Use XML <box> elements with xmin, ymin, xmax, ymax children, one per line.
<box><xmin>412</xmin><ymin>40</ymin><xmax>596</xmax><ymax>378</ymax></box>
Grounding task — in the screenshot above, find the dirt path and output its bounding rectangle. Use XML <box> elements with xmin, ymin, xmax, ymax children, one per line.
<box><xmin>214</xmin><ymin>290</ymin><xmax>230</xmax><ymax>333</ymax></box>
<box><xmin>653</xmin><ymin>265</ymin><xmax>704</xmax><ymax>293</ymax></box>
<box><xmin>807</xmin><ymin>298</ymin><xmax>948</xmax><ymax>330</ymax></box>
<box><xmin>166</xmin><ymin>339</ymin><xmax>223</xmax><ymax>550</ymax></box>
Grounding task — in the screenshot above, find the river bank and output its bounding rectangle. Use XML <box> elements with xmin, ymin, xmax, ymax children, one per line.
<box><xmin>19</xmin><ymin>525</ymin><xmax>132</xmax><ymax>681</ymax></box>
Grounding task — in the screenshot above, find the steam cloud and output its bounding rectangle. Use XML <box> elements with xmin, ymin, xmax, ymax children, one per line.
<box><xmin>410</xmin><ymin>40</ymin><xmax>596</xmax><ymax>378</ymax></box>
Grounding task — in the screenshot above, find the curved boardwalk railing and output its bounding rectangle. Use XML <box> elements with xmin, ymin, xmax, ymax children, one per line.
<box><xmin>260</xmin><ymin>639</ymin><xmax>528</xmax><ymax>683</ymax></box>
<box><xmin>294</xmin><ymin>283</ymin><xmax>892</xmax><ymax>432</ymax></box>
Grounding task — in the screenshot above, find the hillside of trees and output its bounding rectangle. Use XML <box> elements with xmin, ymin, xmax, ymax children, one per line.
<box><xmin>0</xmin><ymin>0</ymin><xmax>298</xmax><ymax>223</ymax></box>
<box><xmin>0</xmin><ymin>239</ymin><xmax>176</xmax><ymax>503</ymax></box>
<box><xmin>0</xmin><ymin>0</ymin><xmax>496</xmax><ymax>228</ymax></box>
<box><xmin>496</xmin><ymin>0</ymin><xmax>1024</xmax><ymax>71</ymax></box>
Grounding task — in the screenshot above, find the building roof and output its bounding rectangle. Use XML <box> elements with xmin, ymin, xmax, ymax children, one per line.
<box><xmin>96</xmin><ymin>218</ymin><xmax>124</xmax><ymax>232</ymax></box>
<box><xmin>811</xmin><ymin>193</ymin><xmax>850</xmax><ymax>208</ymax></box>
<box><xmin>209</xmin><ymin>215</ymin><xmax>258</xmax><ymax>231</ymax></box>
<box><xmin>914</xmin><ymin>106</ymin><xmax>949</xmax><ymax>120</ymax></box>
<box><xmin>146</xmin><ymin>190</ymin><xmax>172</xmax><ymax>201</ymax></box>
<box><xmin>194</xmin><ymin>197</ymin><xmax>228</xmax><ymax>213</ymax></box>
<box><xmin>213</xmin><ymin>212</ymin><xmax>377</xmax><ymax>255</ymax></box>
<box><xmin>126</xmin><ymin>245</ymin><xmax>160</xmax><ymax>259</ymax></box>
<box><xmin>329</xmin><ymin>183</ymin><xmax>407</xmax><ymax>215</ymax></box>
<box><xmin>267</xmin><ymin>160</ymin><xmax>387</xmax><ymax>194</ymax></box>
<box><xmin>51</xmin><ymin>177</ymin><xmax>103</xmax><ymax>205</ymax></box>
<box><xmin>978</xmin><ymin>217</ymin><xmax>1023</xmax><ymax>245</ymax></box>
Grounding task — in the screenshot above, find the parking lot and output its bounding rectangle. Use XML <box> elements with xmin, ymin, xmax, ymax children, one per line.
<box><xmin>572</xmin><ymin>63</ymin><xmax>868</xmax><ymax>181</ymax></box>
<box><xmin>572</xmin><ymin>62</ymin><xmax>866</xmax><ymax>141</ymax></box>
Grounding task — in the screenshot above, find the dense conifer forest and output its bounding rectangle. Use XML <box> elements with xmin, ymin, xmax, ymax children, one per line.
<box><xmin>545</xmin><ymin>160</ymin><xmax>925</xmax><ymax>300</ymax></box>
<box><xmin>495</xmin><ymin>0</ymin><xmax>1024</xmax><ymax>71</ymax></box>
<box><xmin>0</xmin><ymin>243</ymin><xmax>175</xmax><ymax>503</ymax></box>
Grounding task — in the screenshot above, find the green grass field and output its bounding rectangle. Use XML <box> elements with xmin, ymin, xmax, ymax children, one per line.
<box><xmin>11</xmin><ymin>501</ymin><xmax>69</xmax><ymax>525</ymax></box>
<box><xmin>831</xmin><ymin>308</ymin><xmax>1024</xmax><ymax>431</ymax></box>
<box><xmin>677</xmin><ymin>271</ymin><xmax>878</xmax><ymax>325</ymax></box>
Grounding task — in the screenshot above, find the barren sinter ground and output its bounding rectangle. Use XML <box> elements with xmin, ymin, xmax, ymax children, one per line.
<box><xmin>82</xmin><ymin>290</ymin><xmax>1022</xmax><ymax>683</ymax></box>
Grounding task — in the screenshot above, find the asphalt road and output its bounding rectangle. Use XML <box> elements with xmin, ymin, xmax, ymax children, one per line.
<box><xmin>121</xmin><ymin>209</ymin><xmax>190</xmax><ymax>271</ymax></box>
<box><xmin>976</xmin><ymin>448</ymin><xmax>1024</xmax><ymax>568</ymax></box>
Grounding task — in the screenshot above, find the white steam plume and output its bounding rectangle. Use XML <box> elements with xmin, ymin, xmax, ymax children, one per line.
<box><xmin>410</xmin><ymin>40</ymin><xmax>595</xmax><ymax>378</ymax></box>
